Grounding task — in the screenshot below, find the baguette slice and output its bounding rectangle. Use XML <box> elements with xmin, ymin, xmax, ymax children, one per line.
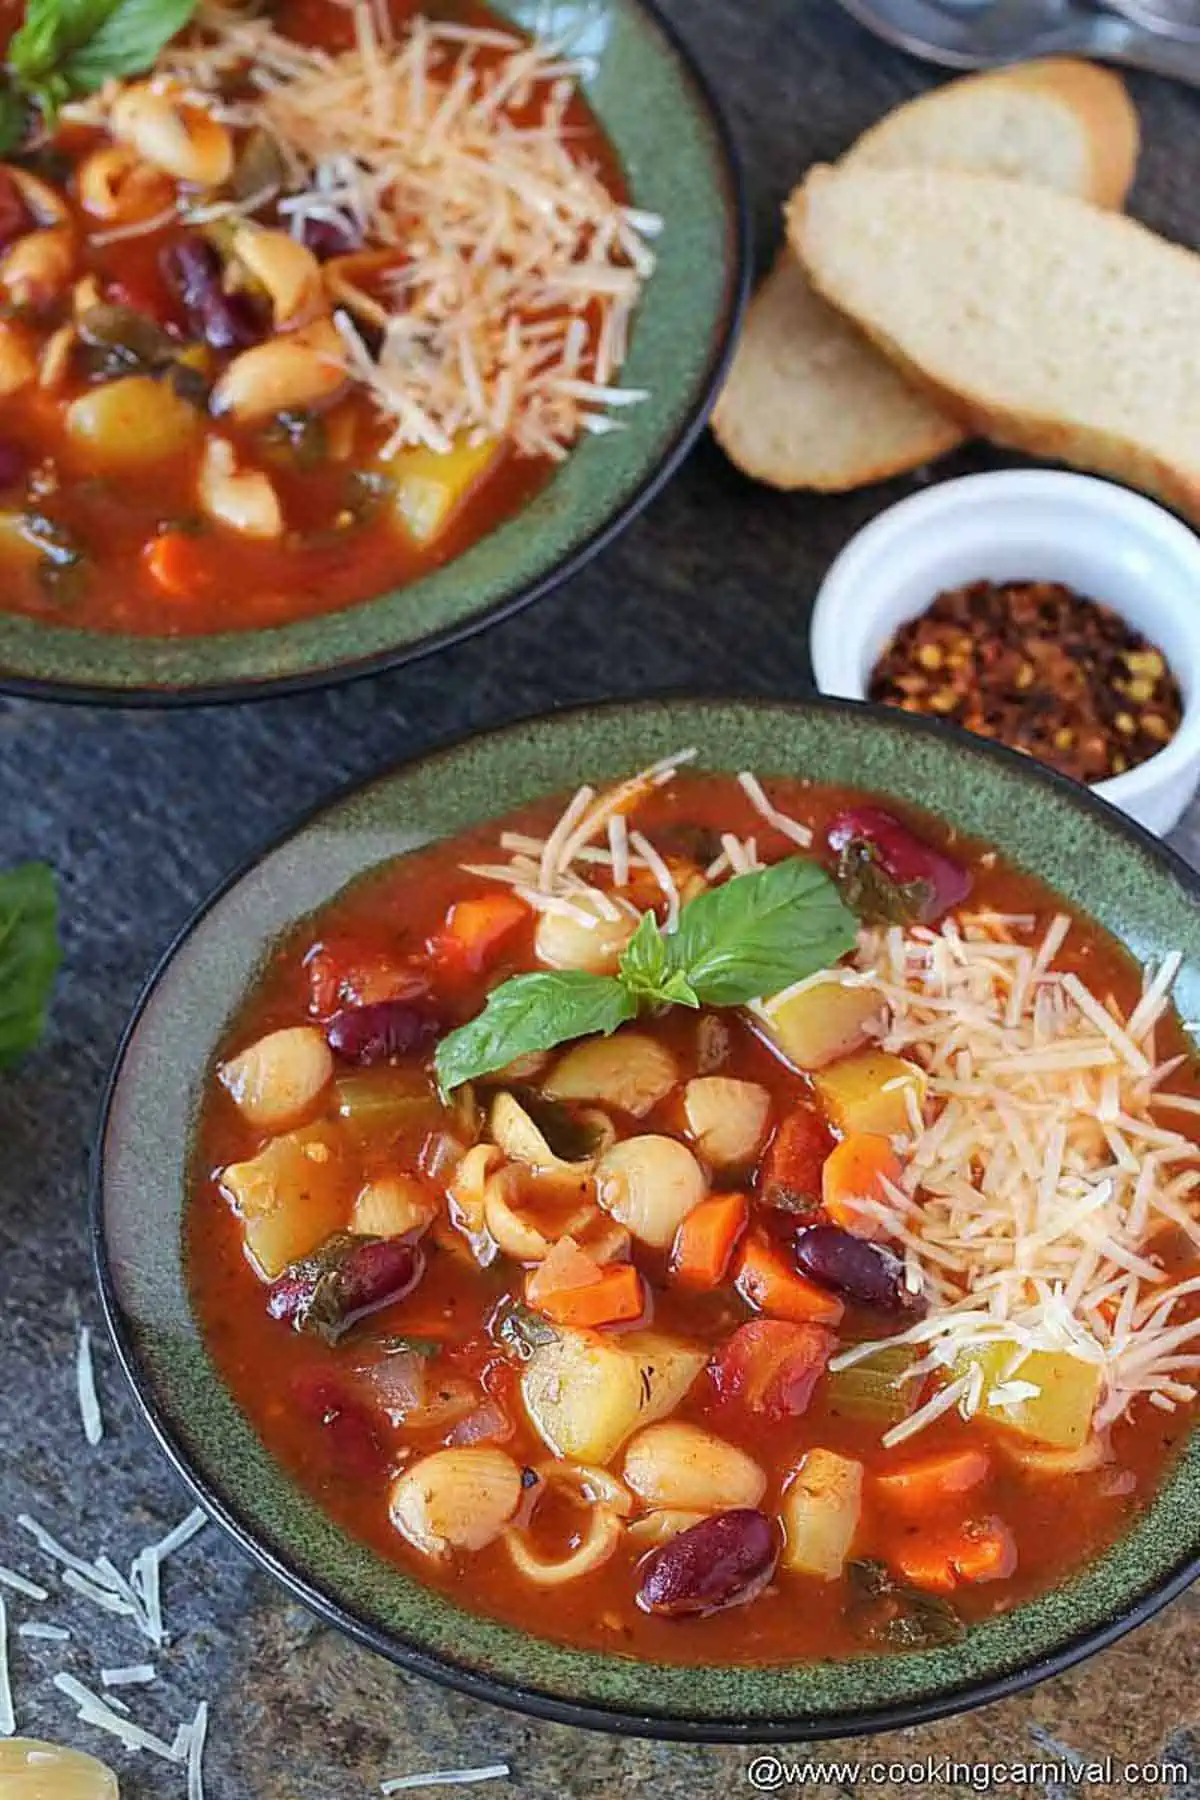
<box><xmin>790</xmin><ymin>165</ymin><xmax>1200</xmax><ymax>525</ymax></box>
<box><xmin>711</xmin><ymin>59</ymin><xmax>1139</xmax><ymax>492</ymax></box>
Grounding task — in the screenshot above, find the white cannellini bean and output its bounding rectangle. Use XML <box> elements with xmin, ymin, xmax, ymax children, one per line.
<box><xmin>198</xmin><ymin>436</ymin><xmax>283</xmax><ymax>538</ymax></box>
<box><xmin>218</xmin><ymin>1025</ymin><xmax>333</xmax><ymax>1128</ymax></box>
<box><xmin>683</xmin><ymin>1076</ymin><xmax>772</xmax><ymax>1167</ymax></box>
<box><xmin>389</xmin><ymin>1447</ymin><xmax>523</xmax><ymax>1557</ymax></box>
<box><xmin>534</xmin><ymin>891</ymin><xmax>639</xmax><ymax>974</ymax></box>
<box><xmin>623</xmin><ymin>1421</ymin><xmax>767</xmax><ymax>1512</ymax></box>
<box><xmin>544</xmin><ymin>1033</ymin><xmax>679</xmax><ymax>1118</ymax></box>
<box><xmin>596</xmin><ymin>1135</ymin><xmax>707</xmax><ymax>1247</ymax></box>
<box><xmin>110</xmin><ymin>83</ymin><xmax>233</xmax><ymax>186</ymax></box>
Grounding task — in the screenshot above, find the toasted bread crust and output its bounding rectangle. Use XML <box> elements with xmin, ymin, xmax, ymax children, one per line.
<box><xmin>790</xmin><ymin>166</ymin><xmax>1200</xmax><ymax>528</ymax></box>
<box><xmin>711</xmin><ymin>60</ymin><xmax>1139</xmax><ymax>493</ymax></box>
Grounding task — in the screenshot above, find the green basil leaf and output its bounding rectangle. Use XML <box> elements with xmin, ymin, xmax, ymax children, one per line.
<box><xmin>0</xmin><ymin>862</ymin><xmax>60</xmax><ymax>1068</ymax></box>
<box><xmin>618</xmin><ymin>911</ymin><xmax>666</xmax><ymax>996</ymax></box>
<box><xmin>435</xmin><ymin>970</ymin><xmax>636</xmax><ymax>1094</ymax></box>
<box><xmin>10</xmin><ymin>0</ymin><xmax>110</xmax><ymax>83</ymax></box>
<box><xmin>61</xmin><ymin>0</ymin><xmax>197</xmax><ymax>92</ymax></box>
<box><xmin>659</xmin><ymin>857</ymin><xmax>858</xmax><ymax>1006</ymax></box>
<box><xmin>10</xmin><ymin>0</ymin><xmax>197</xmax><ymax>111</ymax></box>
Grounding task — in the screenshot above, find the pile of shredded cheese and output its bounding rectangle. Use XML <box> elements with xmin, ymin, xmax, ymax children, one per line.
<box><xmin>835</xmin><ymin>915</ymin><xmax>1200</xmax><ymax>1444</ymax></box>
<box><xmin>463</xmin><ymin>762</ymin><xmax>1200</xmax><ymax>1450</ymax></box>
<box><xmin>140</xmin><ymin>0</ymin><xmax>659</xmax><ymax>458</ymax></box>
<box><xmin>460</xmin><ymin>748</ymin><xmax>813</xmax><ymax>926</ymax></box>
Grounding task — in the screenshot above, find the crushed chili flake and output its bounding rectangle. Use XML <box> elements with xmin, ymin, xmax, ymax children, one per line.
<box><xmin>868</xmin><ymin>580</ymin><xmax>1183</xmax><ymax>784</ymax></box>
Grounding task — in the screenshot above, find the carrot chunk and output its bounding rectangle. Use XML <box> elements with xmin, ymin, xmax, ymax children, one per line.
<box><xmin>527</xmin><ymin>1235</ymin><xmax>604</xmax><ymax>1302</ymax></box>
<box><xmin>894</xmin><ymin>1516</ymin><xmax>1016</xmax><ymax>1592</ymax></box>
<box><xmin>671</xmin><ymin>1191</ymin><xmax>748</xmax><ymax>1289</ymax></box>
<box><xmin>821</xmin><ymin>1132</ymin><xmax>902</xmax><ymax>1240</ymax></box>
<box><xmin>528</xmin><ymin>1258</ymin><xmax>645</xmax><ymax>1329</ymax></box>
<box><xmin>875</xmin><ymin>1448</ymin><xmax>991</xmax><ymax>1520</ymax></box>
<box><xmin>734</xmin><ymin>1232</ymin><xmax>845</xmax><ymax>1326</ymax></box>
<box><xmin>761</xmin><ymin>1106</ymin><xmax>833</xmax><ymax>1214</ymax></box>
<box><xmin>431</xmin><ymin>893</ymin><xmax>528</xmax><ymax>975</ymax></box>
<box><xmin>143</xmin><ymin>531</ymin><xmax>217</xmax><ymax>601</ymax></box>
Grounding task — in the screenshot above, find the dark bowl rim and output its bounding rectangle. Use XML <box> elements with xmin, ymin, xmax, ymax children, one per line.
<box><xmin>0</xmin><ymin>0</ymin><xmax>749</xmax><ymax>710</ymax></box>
<box><xmin>91</xmin><ymin>692</ymin><xmax>1200</xmax><ymax>1741</ymax></box>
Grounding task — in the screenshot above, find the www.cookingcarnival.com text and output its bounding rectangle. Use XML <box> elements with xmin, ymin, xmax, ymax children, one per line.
<box><xmin>744</xmin><ymin>1753</ymin><xmax>1192</xmax><ymax>1791</ymax></box>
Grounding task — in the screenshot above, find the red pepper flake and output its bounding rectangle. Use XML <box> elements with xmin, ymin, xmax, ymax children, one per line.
<box><xmin>868</xmin><ymin>580</ymin><xmax>1183</xmax><ymax>784</ymax></box>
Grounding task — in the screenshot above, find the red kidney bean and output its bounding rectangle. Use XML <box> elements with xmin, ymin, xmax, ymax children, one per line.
<box><xmin>636</xmin><ymin>1509</ymin><xmax>778</xmax><ymax>1618</ymax></box>
<box><xmin>160</xmin><ymin>236</ymin><xmax>262</xmax><ymax>350</ymax></box>
<box><xmin>828</xmin><ymin>806</ymin><xmax>971</xmax><ymax>923</ymax></box>
<box><xmin>297</xmin><ymin>214</ymin><xmax>363</xmax><ymax>258</ymax></box>
<box><xmin>793</xmin><ymin>1223</ymin><xmax>926</xmax><ymax>1316</ymax></box>
<box><xmin>269</xmin><ymin>1236</ymin><xmax>425</xmax><ymax>1340</ymax></box>
<box><xmin>326</xmin><ymin>999</ymin><xmax>440</xmax><ymax>1064</ymax></box>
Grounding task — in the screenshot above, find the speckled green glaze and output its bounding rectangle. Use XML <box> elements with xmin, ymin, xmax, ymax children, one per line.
<box><xmin>0</xmin><ymin>0</ymin><xmax>743</xmax><ymax>703</ymax></box>
<box><xmin>95</xmin><ymin>699</ymin><xmax>1200</xmax><ymax>1739</ymax></box>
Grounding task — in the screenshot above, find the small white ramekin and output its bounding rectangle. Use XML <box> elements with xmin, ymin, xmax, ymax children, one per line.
<box><xmin>810</xmin><ymin>470</ymin><xmax>1200</xmax><ymax>836</ymax></box>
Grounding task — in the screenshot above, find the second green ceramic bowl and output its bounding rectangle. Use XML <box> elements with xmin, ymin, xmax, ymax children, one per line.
<box><xmin>94</xmin><ymin>698</ymin><xmax>1200</xmax><ymax>1740</ymax></box>
<box><xmin>0</xmin><ymin>0</ymin><xmax>745</xmax><ymax>705</ymax></box>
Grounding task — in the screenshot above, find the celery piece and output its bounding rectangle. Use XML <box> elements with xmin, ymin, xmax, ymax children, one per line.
<box><xmin>334</xmin><ymin>1067</ymin><xmax>441</xmax><ymax>1144</ymax></box>
<box><xmin>826</xmin><ymin>1340</ymin><xmax>918</xmax><ymax>1426</ymax></box>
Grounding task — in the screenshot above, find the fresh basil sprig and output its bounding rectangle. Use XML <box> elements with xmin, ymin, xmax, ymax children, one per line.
<box><xmin>435</xmin><ymin>856</ymin><xmax>858</xmax><ymax>1094</ymax></box>
<box><xmin>2</xmin><ymin>0</ymin><xmax>198</xmax><ymax>148</ymax></box>
<box><xmin>0</xmin><ymin>861</ymin><xmax>60</xmax><ymax>1068</ymax></box>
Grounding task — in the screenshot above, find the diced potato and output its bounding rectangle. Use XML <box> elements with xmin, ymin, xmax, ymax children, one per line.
<box><xmin>812</xmin><ymin>1050</ymin><xmax>926</xmax><ymax>1139</ymax></box>
<box><xmin>349</xmin><ymin>1174</ymin><xmax>434</xmax><ymax>1238</ymax></box>
<box><xmin>957</xmin><ymin>1344</ymin><xmax>1102</xmax><ymax>1451</ymax></box>
<box><xmin>219</xmin><ymin>1122</ymin><xmax>355</xmax><ymax>1279</ymax></box>
<box><xmin>384</xmin><ymin>435</ymin><xmax>502</xmax><ymax>546</ymax></box>
<box><xmin>544</xmin><ymin>1033</ymin><xmax>679</xmax><ymax>1118</ymax></box>
<box><xmin>780</xmin><ymin>1448</ymin><xmax>864</xmax><ymax>1580</ymax></box>
<box><xmin>683</xmin><ymin>1076</ymin><xmax>771</xmax><ymax>1167</ymax></box>
<box><xmin>755</xmin><ymin>973</ymin><xmax>883</xmax><ymax>1072</ymax></box>
<box><xmin>521</xmin><ymin>1327</ymin><xmax>706</xmax><ymax>1465</ymax></box>
<box><xmin>623</xmin><ymin>1421</ymin><xmax>766</xmax><ymax>1511</ymax></box>
<box><xmin>218</xmin><ymin>1025</ymin><xmax>333</xmax><ymax>1130</ymax></box>
<box><xmin>65</xmin><ymin>375</ymin><xmax>203</xmax><ymax>472</ymax></box>
<box><xmin>596</xmin><ymin>1136</ymin><xmax>708</xmax><ymax>1248</ymax></box>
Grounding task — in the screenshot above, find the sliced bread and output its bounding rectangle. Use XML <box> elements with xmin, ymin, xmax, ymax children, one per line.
<box><xmin>710</xmin><ymin>59</ymin><xmax>1139</xmax><ymax>492</ymax></box>
<box><xmin>790</xmin><ymin>165</ymin><xmax>1200</xmax><ymax>525</ymax></box>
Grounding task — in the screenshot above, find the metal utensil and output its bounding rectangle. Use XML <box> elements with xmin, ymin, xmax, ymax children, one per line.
<box><xmin>833</xmin><ymin>0</ymin><xmax>1200</xmax><ymax>83</ymax></box>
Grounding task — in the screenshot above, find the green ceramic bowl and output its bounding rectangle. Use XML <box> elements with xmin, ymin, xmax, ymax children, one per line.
<box><xmin>94</xmin><ymin>698</ymin><xmax>1200</xmax><ymax>1741</ymax></box>
<box><xmin>0</xmin><ymin>2</ymin><xmax>745</xmax><ymax>706</ymax></box>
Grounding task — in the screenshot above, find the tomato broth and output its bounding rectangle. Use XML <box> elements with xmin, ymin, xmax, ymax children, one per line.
<box><xmin>188</xmin><ymin>772</ymin><xmax>1200</xmax><ymax>1664</ymax></box>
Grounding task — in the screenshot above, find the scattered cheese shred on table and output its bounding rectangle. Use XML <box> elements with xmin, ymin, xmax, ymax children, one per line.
<box><xmin>76</xmin><ymin>1326</ymin><xmax>104</xmax><ymax>1448</ymax></box>
<box><xmin>147</xmin><ymin>1</ymin><xmax>659</xmax><ymax>459</ymax></box>
<box><xmin>834</xmin><ymin>914</ymin><xmax>1200</xmax><ymax>1440</ymax></box>
<box><xmin>0</xmin><ymin>1594</ymin><xmax>14</xmax><ymax>1738</ymax></box>
<box><xmin>381</xmin><ymin>1766</ymin><xmax>510</xmax><ymax>1795</ymax></box>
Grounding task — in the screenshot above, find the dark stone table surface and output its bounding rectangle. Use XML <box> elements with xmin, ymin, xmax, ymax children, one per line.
<box><xmin>3</xmin><ymin>2</ymin><xmax>1200</xmax><ymax>1794</ymax></box>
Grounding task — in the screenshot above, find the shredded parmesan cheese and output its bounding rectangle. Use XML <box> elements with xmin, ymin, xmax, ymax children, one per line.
<box><xmin>381</xmin><ymin>1767</ymin><xmax>511</xmax><ymax>1795</ymax></box>
<box><xmin>149</xmin><ymin>4</ymin><xmax>659</xmax><ymax>457</ymax></box>
<box><xmin>0</xmin><ymin>1566</ymin><xmax>48</xmax><ymax>1603</ymax></box>
<box><xmin>0</xmin><ymin>1595</ymin><xmax>13</xmax><ymax>1738</ymax></box>
<box><xmin>841</xmin><ymin>914</ymin><xmax>1200</xmax><ymax>1438</ymax></box>
<box><xmin>76</xmin><ymin>1325</ymin><xmax>104</xmax><ymax>1448</ymax></box>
